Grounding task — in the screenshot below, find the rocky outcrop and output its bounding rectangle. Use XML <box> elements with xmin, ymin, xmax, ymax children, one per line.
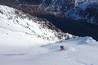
<box><xmin>0</xmin><ymin>0</ymin><xmax>75</xmax><ymax>16</ymax></box>
<box><xmin>65</xmin><ymin>1</ymin><xmax>98</xmax><ymax>25</ymax></box>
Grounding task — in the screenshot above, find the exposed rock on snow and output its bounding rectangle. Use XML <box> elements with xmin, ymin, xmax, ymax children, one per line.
<box><xmin>0</xmin><ymin>5</ymin><xmax>66</xmax><ymax>43</ymax></box>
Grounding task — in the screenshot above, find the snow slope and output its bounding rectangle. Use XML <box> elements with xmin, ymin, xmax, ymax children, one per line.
<box><xmin>0</xmin><ymin>5</ymin><xmax>66</xmax><ymax>43</ymax></box>
<box><xmin>0</xmin><ymin>36</ymin><xmax>98</xmax><ymax>65</ymax></box>
<box><xmin>0</xmin><ymin>5</ymin><xmax>67</xmax><ymax>55</ymax></box>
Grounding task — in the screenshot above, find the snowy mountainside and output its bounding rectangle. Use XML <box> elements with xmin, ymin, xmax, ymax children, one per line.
<box><xmin>0</xmin><ymin>5</ymin><xmax>66</xmax><ymax>44</ymax></box>
<box><xmin>0</xmin><ymin>36</ymin><xmax>98</xmax><ymax>65</ymax></box>
<box><xmin>0</xmin><ymin>2</ymin><xmax>98</xmax><ymax>65</ymax></box>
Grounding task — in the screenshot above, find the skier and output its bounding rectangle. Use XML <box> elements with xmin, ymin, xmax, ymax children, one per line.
<box><xmin>60</xmin><ymin>46</ymin><xmax>64</xmax><ymax>50</ymax></box>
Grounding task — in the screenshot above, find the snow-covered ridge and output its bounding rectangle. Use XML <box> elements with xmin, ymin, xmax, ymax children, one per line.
<box><xmin>0</xmin><ymin>5</ymin><xmax>66</xmax><ymax>43</ymax></box>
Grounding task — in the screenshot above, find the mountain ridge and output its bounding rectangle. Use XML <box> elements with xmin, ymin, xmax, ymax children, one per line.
<box><xmin>0</xmin><ymin>5</ymin><xmax>68</xmax><ymax>42</ymax></box>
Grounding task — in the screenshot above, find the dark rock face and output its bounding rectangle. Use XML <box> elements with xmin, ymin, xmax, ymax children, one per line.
<box><xmin>0</xmin><ymin>0</ymin><xmax>17</xmax><ymax>7</ymax></box>
<box><xmin>18</xmin><ymin>0</ymin><xmax>75</xmax><ymax>10</ymax></box>
<box><xmin>65</xmin><ymin>2</ymin><xmax>98</xmax><ymax>25</ymax></box>
<box><xmin>0</xmin><ymin>0</ymin><xmax>75</xmax><ymax>16</ymax></box>
<box><xmin>18</xmin><ymin>0</ymin><xmax>42</xmax><ymax>4</ymax></box>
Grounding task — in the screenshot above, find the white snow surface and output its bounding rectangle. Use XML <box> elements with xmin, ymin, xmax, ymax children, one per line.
<box><xmin>0</xmin><ymin>36</ymin><xmax>98</xmax><ymax>65</ymax></box>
